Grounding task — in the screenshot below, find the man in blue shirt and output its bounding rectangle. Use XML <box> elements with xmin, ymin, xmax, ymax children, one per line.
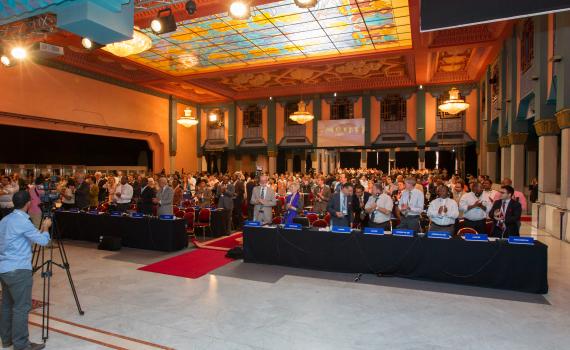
<box><xmin>0</xmin><ymin>191</ymin><xmax>51</xmax><ymax>350</ymax></box>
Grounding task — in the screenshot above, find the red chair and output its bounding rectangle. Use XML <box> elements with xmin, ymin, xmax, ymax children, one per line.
<box><xmin>194</xmin><ymin>208</ymin><xmax>211</xmax><ymax>241</ymax></box>
<box><xmin>183</xmin><ymin>211</ymin><xmax>195</xmax><ymax>236</ymax></box>
<box><xmin>324</xmin><ymin>213</ymin><xmax>331</xmax><ymax>225</ymax></box>
<box><xmin>272</xmin><ymin>216</ymin><xmax>282</xmax><ymax>225</ymax></box>
<box><xmin>129</xmin><ymin>203</ymin><xmax>137</xmax><ymax>211</ymax></box>
<box><xmin>457</xmin><ymin>227</ymin><xmax>478</xmax><ymax>236</ymax></box>
<box><xmin>175</xmin><ymin>211</ymin><xmax>185</xmax><ymax>218</ymax></box>
<box><xmin>183</xmin><ymin>200</ymin><xmax>192</xmax><ymax>208</ymax></box>
<box><xmin>173</xmin><ymin>206</ymin><xmax>180</xmax><ymax>214</ymax></box>
<box><xmin>306</xmin><ymin>213</ymin><xmax>318</xmax><ymax>224</ymax></box>
<box><xmin>312</xmin><ymin>219</ymin><xmax>328</xmax><ymax>228</ymax></box>
<box><xmin>242</xmin><ymin>201</ymin><xmax>249</xmax><ymax>220</ymax></box>
<box><xmin>485</xmin><ymin>219</ymin><xmax>494</xmax><ymax>235</ymax></box>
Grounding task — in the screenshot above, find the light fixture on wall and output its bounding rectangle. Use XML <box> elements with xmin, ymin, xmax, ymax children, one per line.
<box><xmin>208</xmin><ymin>112</ymin><xmax>218</xmax><ymax>122</ymax></box>
<box><xmin>438</xmin><ymin>88</ymin><xmax>469</xmax><ymax>115</ymax></box>
<box><xmin>151</xmin><ymin>8</ymin><xmax>178</xmax><ymax>34</ymax></box>
<box><xmin>229</xmin><ymin>1</ymin><xmax>251</xmax><ymax>20</ymax></box>
<box><xmin>177</xmin><ymin>107</ymin><xmax>198</xmax><ymax>128</ymax></box>
<box><xmin>294</xmin><ymin>0</ymin><xmax>318</xmax><ymax>9</ymax></box>
<box><xmin>289</xmin><ymin>100</ymin><xmax>314</xmax><ymax>124</ymax></box>
<box><xmin>102</xmin><ymin>27</ymin><xmax>152</xmax><ymax>57</ymax></box>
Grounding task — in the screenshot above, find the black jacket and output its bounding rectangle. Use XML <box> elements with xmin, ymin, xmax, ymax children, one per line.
<box><xmin>490</xmin><ymin>199</ymin><xmax>522</xmax><ymax>237</ymax></box>
<box><xmin>138</xmin><ymin>186</ymin><xmax>156</xmax><ymax>215</ymax></box>
<box><xmin>74</xmin><ymin>182</ymin><xmax>90</xmax><ymax>209</ymax></box>
<box><xmin>327</xmin><ymin>192</ymin><xmax>353</xmax><ymax>227</ymax></box>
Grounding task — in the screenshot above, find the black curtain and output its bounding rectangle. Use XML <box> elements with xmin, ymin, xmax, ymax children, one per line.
<box><xmin>395</xmin><ymin>151</ymin><xmax>419</xmax><ymax>168</ymax></box>
<box><xmin>339</xmin><ymin>152</ymin><xmax>360</xmax><ymax>169</ymax></box>
<box><xmin>293</xmin><ymin>154</ymin><xmax>302</xmax><ymax>172</ymax></box>
<box><xmin>0</xmin><ymin>125</ymin><xmax>152</xmax><ymax>166</ymax></box>
<box><xmin>438</xmin><ymin>151</ymin><xmax>455</xmax><ymax>174</ymax></box>
<box><xmin>464</xmin><ymin>144</ymin><xmax>477</xmax><ymax>177</ymax></box>
<box><xmin>277</xmin><ymin>151</ymin><xmax>287</xmax><ymax>173</ymax></box>
<box><xmin>425</xmin><ymin>151</ymin><xmax>437</xmax><ymax>169</ymax></box>
<box><xmin>366</xmin><ymin>151</ymin><xmax>389</xmax><ymax>173</ymax></box>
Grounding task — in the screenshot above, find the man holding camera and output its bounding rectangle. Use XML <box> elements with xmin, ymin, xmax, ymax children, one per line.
<box><xmin>0</xmin><ymin>191</ymin><xmax>51</xmax><ymax>350</ymax></box>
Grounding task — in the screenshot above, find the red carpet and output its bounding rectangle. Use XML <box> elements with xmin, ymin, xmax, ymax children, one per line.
<box><xmin>138</xmin><ymin>249</ymin><xmax>233</xmax><ymax>279</ymax></box>
<box><xmin>191</xmin><ymin>232</ymin><xmax>243</xmax><ymax>251</ymax></box>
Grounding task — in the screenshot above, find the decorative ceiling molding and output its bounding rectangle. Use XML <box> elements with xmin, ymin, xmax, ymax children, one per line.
<box><xmin>429</xmin><ymin>24</ymin><xmax>494</xmax><ymax>48</ymax></box>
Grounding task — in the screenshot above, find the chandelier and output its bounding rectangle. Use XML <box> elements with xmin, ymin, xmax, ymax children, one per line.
<box><xmin>289</xmin><ymin>100</ymin><xmax>314</xmax><ymax>124</ymax></box>
<box><xmin>177</xmin><ymin>107</ymin><xmax>199</xmax><ymax>128</ymax></box>
<box><xmin>102</xmin><ymin>27</ymin><xmax>152</xmax><ymax>57</ymax></box>
<box><xmin>438</xmin><ymin>88</ymin><xmax>470</xmax><ymax>115</ymax></box>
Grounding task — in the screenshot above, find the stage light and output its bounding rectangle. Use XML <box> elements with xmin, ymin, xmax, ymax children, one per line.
<box><xmin>81</xmin><ymin>37</ymin><xmax>103</xmax><ymax>50</ymax></box>
<box><xmin>1</xmin><ymin>54</ymin><xmax>15</xmax><ymax>67</ymax></box>
<box><xmin>185</xmin><ymin>0</ymin><xmax>197</xmax><ymax>15</ymax></box>
<box><xmin>11</xmin><ymin>47</ymin><xmax>27</xmax><ymax>60</ymax></box>
<box><xmin>151</xmin><ymin>8</ymin><xmax>177</xmax><ymax>35</ymax></box>
<box><xmin>294</xmin><ymin>0</ymin><xmax>318</xmax><ymax>9</ymax></box>
<box><xmin>229</xmin><ymin>1</ymin><xmax>251</xmax><ymax>20</ymax></box>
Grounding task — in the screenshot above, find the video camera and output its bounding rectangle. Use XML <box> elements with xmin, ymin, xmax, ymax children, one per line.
<box><xmin>39</xmin><ymin>176</ymin><xmax>61</xmax><ymax>216</ymax></box>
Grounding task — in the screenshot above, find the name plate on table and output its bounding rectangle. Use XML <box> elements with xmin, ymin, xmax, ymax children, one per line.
<box><xmin>331</xmin><ymin>226</ymin><xmax>351</xmax><ymax>234</ymax></box>
<box><xmin>284</xmin><ymin>223</ymin><xmax>302</xmax><ymax>230</ymax></box>
<box><xmin>69</xmin><ymin>208</ymin><xmax>80</xmax><ymax>213</ymax></box>
<box><xmin>159</xmin><ymin>214</ymin><xmax>174</xmax><ymax>220</ymax></box>
<box><xmin>508</xmin><ymin>236</ymin><xmax>535</xmax><ymax>245</ymax></box>
<box><xmin>131</xmin><ymin>212</ymin><xmax>144</xmax><ymax>218</ymax></box>
<box><xmin>363</xmin><ymin>227</ymin><xmax>385</xmax><ymax>235</ymax></box>
<box><xmin>87</xmin><ymin>210</ymin><xmax>99</xmax><ymax>215</ymax></box>
<box><xmin>427</xmin><ymin>231</ymin><xmax>451</xmax><ymax>239</ymax></box>
<box><xmin>110</xmin><ymin>211</ymin><xmax>122</xmax><ymax>217</ymax></box>
<box><xmin>392</xmin><ymin>229</ymin><xmax>414</xmax><ymax>237</ymax></box>
<box><xmin>244</xmin><ymin>220</ymin><xmax>261</xmax><ymax>227</ymax></box>
<box><xmin>464</xmin><ymin>233</ymin><xmax>488</xmax><ymax>242</ymax></box>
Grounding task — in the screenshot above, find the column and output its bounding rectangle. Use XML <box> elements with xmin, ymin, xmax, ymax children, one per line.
<box><xmin>499</xmin><ymin>136</ymin><xmax>510</xmax><ymax>181</ymax></box>
<box><xmin>311</xmin><ymin>151</ymin><xmax>318</xmax><ymax>172</ymax></box>
<box><xmin>418</xmin><ymin>149</ymin><xmax>425</xmax><ymax>170</ymax></box>
<box><xmin>535</xmin><ymin>119</ymin><xmax>560</xmax><ymax>198</ymax></box>
<box><xmin>286</xmin><ymin>153</ymin><xmax>293</xmax><ymax>173</ymax></box>
<box><xmin>268</xmin><ymin>150</ymin><xmax>276</xmax><ymax>175</ymax></box>
<box><xmin>557</xmin><ymin>109</ymin><xmax>570</xmax><ymax>207</ymax></box>
<box><xmin>486</xmin><ymin>143</ymin><xmax>498</xmax><ymax>182</ymax></box>
<box><xmin>509</xmin><ymin>133</ymin><xmax>528</xmax><ymax>192</ymax></box>
<box><xmin>168</xmin><ymin>96</ymin><xmax>177</xmax><ymax>173</ymax></box>
<box><xmin>360</xmin><ymin>151</ymin><xmax>367</xmax><ymax>169</ymax></box>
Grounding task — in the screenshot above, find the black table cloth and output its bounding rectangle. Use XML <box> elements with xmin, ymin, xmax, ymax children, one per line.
<box><xmin>193</xmin><ymin>208</ymin><xmax>229</xmax><ymax>237</ymax></box>
<box><xmin>55</xmin><ymin>211</ymin><xmax>188</xmax><ymax>252</ymax></box>
<box><xmin>243</xmin><ymin>227</ymin><xmax>548</xmax><ymax>294</ymax></box>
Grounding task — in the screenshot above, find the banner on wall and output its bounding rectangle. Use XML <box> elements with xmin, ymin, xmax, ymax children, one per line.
<box><xmin>317</xmin><ymin>118</ymin><xmax>365</xmax><ymax>148</ymax></box>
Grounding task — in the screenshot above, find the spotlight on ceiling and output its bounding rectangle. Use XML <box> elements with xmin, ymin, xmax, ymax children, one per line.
<box><xmin>229</xmin><ymin>1</ymin><xmax>251</xmax><ymax>20</ymax></box>
<box><xmin>151</xmin><ymin>8</ymin><xmax>177</xmax><ymax>35</ymax></box>
<box><xmin>185</xmin><ymin>0</ymin><xmax>197</xmax><ymax>15</ymax></box>
<box><xmin>294</xmin><ymin>0</ymin><xmax>318</xmax><ymax>8</ymax></box>
<box><xmin>10</xmin><ymin>47</ymin><xmax>27</xmax><ymax>60</ymax></box>
<box><xmin>81</xmin><ymin>37</ymin><xmax>103</xmax><ymax>50</ymax></box>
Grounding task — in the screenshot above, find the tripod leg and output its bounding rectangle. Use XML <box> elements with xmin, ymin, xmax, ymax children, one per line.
<box><xmin>56</xmin><ymin>239</ymin><xmax>84</xmax><ymax>315</ymax></box>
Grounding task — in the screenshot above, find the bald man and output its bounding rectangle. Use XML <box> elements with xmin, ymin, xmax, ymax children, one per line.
<box><xmin>250</xmin><ymin>175</ymin><xmax>276</xmax><ymax>225</ymax></box>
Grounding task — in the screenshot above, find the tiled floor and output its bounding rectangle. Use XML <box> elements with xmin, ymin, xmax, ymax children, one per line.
<box><xmin>14</xmin><ymin>223</ymin><xmax>570</xmax><ymax>349</ymax></box>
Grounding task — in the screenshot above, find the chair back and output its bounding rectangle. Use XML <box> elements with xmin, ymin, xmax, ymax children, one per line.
<box><xmin>198</xmin><ymin>208</ymin><xmax>211</xmax><ymax>223</ymax></box>
<box><xmin>306</xmin><ymin>213</ymin><xmax>318</xmax><ymax>224</ymax></box>
<box><xmin>272</xmin><ymin>216</ymin><xmax>282</xmax><ymax>225</ymax></box>
<box><xmin>457</xmin><ymin>227</ymin><xmax>478</xmax><ymax>236</ymax></box>
<box><xmin>175</xmin><ymin>211</ymin><xmax>185</xmax><ymax>218</ymax></box>
<box><xmin>312</xmin><ymin>219</ymin><xmax>328</xmax><ymax>228</ymax></box>
<box><xmin>184</xmin><ymin>211</ymin><xmax>195</xmax><ymax>228</ymax></box>
<box><xmin>324</xmin><ymin>213</ymin><xmax>331</xmax><ymax>225</ymax></box>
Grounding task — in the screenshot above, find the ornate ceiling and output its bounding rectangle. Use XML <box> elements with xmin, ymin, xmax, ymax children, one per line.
<box><xmin>6</xmin><ymin>0</ymin><xmax>511</xmax><ymax>103</ymax></box>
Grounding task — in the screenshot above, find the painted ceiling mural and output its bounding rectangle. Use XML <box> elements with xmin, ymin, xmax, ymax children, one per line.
<box><xmin>436</xmin><ymin>49</ymin><xmax>473</xmax><ymax>73</ymax></box>
<box><xmin>207</xmin><ymin>56</ymin><xmax>407</xmax><ymax>91</ymax></box>
<box><xmin>128</xmin><ymin>0</ymin><xmax>411</xmax><ymax>75</ymax></box>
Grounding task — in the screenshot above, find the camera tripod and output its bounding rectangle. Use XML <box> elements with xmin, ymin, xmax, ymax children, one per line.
<box><xmin>32</xmin><ymin>210</ymin><xmax>84</xmax><ymax>342</ymax></box>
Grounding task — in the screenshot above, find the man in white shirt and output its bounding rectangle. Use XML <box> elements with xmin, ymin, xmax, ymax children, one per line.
<box><xmin>427</xmin><ymin>185</ymin><xmax>459</xmax><ymax>234</ymax></box>
<box><xmin>397</xmin><ymin>177</ymin><xmax>424</xmax><ymax>232</ymax></box>
<box><xmin>482</xmin><ymin>179</ymin><xmax>498</xmax><ymax>209</ymax></box>
<box><xmin>459</xmin><ymin>182</ymin><xmax>490</xmax><ymax>234</ymax></box>
<box><xmin>365</xmin><ymin>183</ymin><xmax>393</xmax><ymax>231</ymax></box>
<box><xmin>114</xmin><ymin>176</ymin><xmax>133</xmax><ymax>212</ymax></box>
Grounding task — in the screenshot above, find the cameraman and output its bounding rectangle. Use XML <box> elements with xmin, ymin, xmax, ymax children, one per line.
<box><xmin>0</xmin><ymin>190</ymin><xmax>51</xmax><ymax>350</ymax></box>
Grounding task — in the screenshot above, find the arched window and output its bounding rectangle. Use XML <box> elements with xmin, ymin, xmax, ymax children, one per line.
<box><xmin>243</xmin><ymin>105</ymin><xmax>262</xmax><ymax>127</ymax></box>
<box><xmin>521</xmin><ymin>19</ymin><xmax>534</xmax><ymax>73</ymax></box>
<box><xmin>330</xmin><ymin>97</ymin><xmax>354</xmax><ymax>120</ymax></box>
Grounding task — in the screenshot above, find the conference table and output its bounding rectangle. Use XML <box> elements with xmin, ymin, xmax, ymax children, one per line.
<box><xmin>243</xmin><ymin>226</ymin><xmax>548</xmax><ymax>294</ymax></box>
<box><xmin>55</xmin><ymin>211</ymin><xmax>188</xmax><ymax>252</ymax></box>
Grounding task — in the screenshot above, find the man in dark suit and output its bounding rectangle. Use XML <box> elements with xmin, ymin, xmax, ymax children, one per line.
<box><xmin>74</xmin><ymin>174</ymin><xmax>90</xmax><ymax>210</ymax></box>
<box><xmin>327</xmin><ymin>183</ymin><xmax>354</xmax><ymax>227</ymax></box>
<box><xmin>490</xmin><ymin>185</ymin><xmax>522</xmax><ymax>238</ymax></box>
<box><xmin>352</xmin><ymin>184</ymin><xmax>371</xmax><ymax>228</ymax></box>
<box><xmin>137</xmin><ymin>178</ymin><xmax>155</xmax><ymax>215</ymax></box>
<box><xmin>246</xmin><ymin>177</ymin><xmax>257</xmax><ymax>220</ymax></box>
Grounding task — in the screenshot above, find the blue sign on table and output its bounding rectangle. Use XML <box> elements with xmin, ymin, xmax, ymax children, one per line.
<box><xmin>284</xmin><ymin>223</ymin><xmax>302</xmax><ymax>230</ymax></box>
<box><xmin>508</xmin><ymin>236</ymin><xmax>535</xmax><ymax>245</ymax></box>
<box><xmin>87</xmin><ymin>210</ymin><xmax>99</xmax><ymax>215</ymax></box>
<box><xmin>69</xmin><ymin>208</ymin><xmax>80</xmax><ymax>213</ymax></box>
<box><xmin>110</xmin><ymin>211</ymin><xmax>122</xmax><ymax>216</ymax></box>
<box><xmin>363</xmin><ymin>227</ymin><xmax>385</xmax><ymax>235</ymax></box>
<box><xmin>131</xmin><ymin>212</ymin><xmax>144</xmax><ymax>218</ymax></box>
<box><xmin>244</xmin><ymin>220</ymin><xmax>261</xmax><ymax>227</ymax></box>
<box><xmin>159</xmin><ymin>214</ymin><xmax>174</xmax><ymax>220</ymax></box>
<box><xmin>331</xmin><ymin>226</ymin><xmax>351</xmax><ymax>234</ymax></box>
<box><xmin>427</xmin><ymin>231</ymin><xmax>451</xmax><ymax>239</ymax></box>
<box><xmin>392</xmin><ymin>229</ymin><xmax>414</xmax><ymax>237</ymax></box>
<box><xmin>464</xmin><ymin>233</ymin><xmax>488</xmax><ymax>242</ymax></box>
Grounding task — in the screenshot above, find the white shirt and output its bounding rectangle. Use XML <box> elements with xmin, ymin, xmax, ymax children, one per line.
<box><xmin>365</xmin><ymin>193</ymin><xmax>393</xmax><ymax>224</ymax></box>
<box><xmin>0</xmin><ymin>183</ymin><xmax>18</xmax><ymax>208</ymax></box>
<box><xmin>114</xmin><ymin>183</ymin><xmax>133</xmax><ymax>204</ymax></box>
<box><xmin>427</xmin><ymin>197</ymin><xmax>459</xmax><ymax>226</ymax></box>
<box><xmin>459</xmin><ymin>192</ymin><xmax>490</xmax><ymax>221</ymax></box>
<box><xmin>398</xmin><ymin>189</ymin><xmax>424</xmax><ymax>216</ymax></box>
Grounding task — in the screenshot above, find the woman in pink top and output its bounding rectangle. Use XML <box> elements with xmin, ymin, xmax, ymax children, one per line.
<box><xmin>28</xmin><ymin>177</ymin><xmax>45</xmax><ymax>228</ymax></box>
